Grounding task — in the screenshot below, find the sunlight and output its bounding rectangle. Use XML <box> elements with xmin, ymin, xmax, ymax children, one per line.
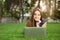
<box><xmin>40</xmin><ymin>1</ymin><xmax>46</xmax><ymax>12</ymax></box>
<box><xmin>34</xmin><ymin>1</ymin><xmax>47</xmax><ymax>12</ymax></box>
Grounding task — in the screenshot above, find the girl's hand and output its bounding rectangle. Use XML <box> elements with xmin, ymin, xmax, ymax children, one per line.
<box><xmin>36</xmin><ymin>20</ymin><xmax>41</xmax><ymax>27</ymax></box>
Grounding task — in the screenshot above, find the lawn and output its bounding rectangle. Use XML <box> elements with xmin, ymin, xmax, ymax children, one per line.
<box><xmin>0</xmin><ymin>23</ymin><xmax>60</xmax><ymax>40</ymax></box>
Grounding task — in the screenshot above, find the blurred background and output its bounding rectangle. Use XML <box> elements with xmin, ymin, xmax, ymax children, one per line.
<box><xmin>0</xmin><ymin>0</ymin><xmax>60</xmax><ymax>23</ymax></box>
<box><xmin>0</xmin><ymin>0</ymin><xmax>60</xmax><ymax>40</ymax></box>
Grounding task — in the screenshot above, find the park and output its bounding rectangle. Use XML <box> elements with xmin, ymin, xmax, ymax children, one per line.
<box><xmin>0</xmin><ymin>0</ymin><xmax>60</xmax><ymax>40</ymax></box>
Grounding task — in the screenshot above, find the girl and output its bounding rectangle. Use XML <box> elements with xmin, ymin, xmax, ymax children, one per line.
<box><xmin>26</xmin><ymin>7</ymin><xmax>47</xmax><ymax>28</ymax></box>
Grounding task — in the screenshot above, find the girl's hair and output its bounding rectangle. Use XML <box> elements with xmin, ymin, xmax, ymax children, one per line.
<box><xmin>30</xmin><ymin>7</ymin><xmax>43</xmax><ymax>27</ymax></box>
<box><xmin>26</xmin><ymin>7</ymin><xmax>43</xmax><ymax>27</ymax></box>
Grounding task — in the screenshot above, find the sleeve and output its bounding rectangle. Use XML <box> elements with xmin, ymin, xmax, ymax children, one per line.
<box><xmin>42</xmin><ymin>19</ymin><xmax>46</xmax><ymax>23</ymax></box>
<box><xmin>39</xmin><ymin>19</ymin><xmax>46</xmax><ymax>27</ymax></box>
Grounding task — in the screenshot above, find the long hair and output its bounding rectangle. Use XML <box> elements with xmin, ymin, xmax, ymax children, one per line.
<box><xmin>26</xmin><ymin>7</ymin><xmax>43</xmax><ymax>27</ymax></box>
<box><xmin>30</xmin><ymin>7</ymin><xmax>43</xmax><ymax>27</ymax></box>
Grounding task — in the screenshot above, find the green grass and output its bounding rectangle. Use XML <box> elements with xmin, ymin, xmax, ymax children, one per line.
<box><xmin>0</xmin><ymin>23</ymin><xmax>60</xmax><ymax>40</ymax></box>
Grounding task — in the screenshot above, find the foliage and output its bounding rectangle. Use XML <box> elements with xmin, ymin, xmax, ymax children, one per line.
<box><xmin>54</xmin><ymin>10</ymin><xmax>60</xmax><ymax>19</ymax></box>
<box><xmin>4</xmin><ymin>0</ymin><xmax>11</xmax><ymax>13</ymax></box>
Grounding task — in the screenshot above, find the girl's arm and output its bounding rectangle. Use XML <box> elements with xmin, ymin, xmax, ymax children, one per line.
<box><xmin>42</xmin><ymin>22</ymin><xmax>47</xmax><ymax>28</ymax></box>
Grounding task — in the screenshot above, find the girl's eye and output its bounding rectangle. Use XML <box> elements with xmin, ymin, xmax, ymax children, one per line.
<box><xmin>38</xmin><ymin>14</ymin><xmax>40</xmax><ymax>16</ymax></box>
<box><xmin>34</xmin><ymin>13</ymin><xmax>40</xmax><ymax>16</ymax></box>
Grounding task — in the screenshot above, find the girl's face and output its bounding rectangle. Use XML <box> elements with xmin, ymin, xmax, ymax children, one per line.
<box><xmin>33</xmin><ymin>10</ymin><xmax>41</xmax><ymax>21</ymax></box>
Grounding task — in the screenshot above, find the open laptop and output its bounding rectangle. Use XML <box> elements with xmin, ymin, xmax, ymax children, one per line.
<box><xmin>24</xmin><ymin>27</ymin><xmax>46</xmax><ymax>38</ymax></box>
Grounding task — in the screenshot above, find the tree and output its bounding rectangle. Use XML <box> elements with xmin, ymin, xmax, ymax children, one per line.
<box><xmin>0</xmin><ymin>0</ymin><xmax>3</xmax><ymax>23</ymax></box>
<box><xmin>4</xmin><ymin>0</ymin><xmax>21</xmax><ymax>20</ymax></box>
<box><xmin>54</xmin><ymin>10</ymin><xmax>60</xmax><ymax>19</ymax></box>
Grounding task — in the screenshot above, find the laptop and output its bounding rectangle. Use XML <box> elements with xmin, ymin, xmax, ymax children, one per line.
<box><xmin>24</xmin><ymin>27</ymin><xmax>46</xmax><ymax>38</ymax></box>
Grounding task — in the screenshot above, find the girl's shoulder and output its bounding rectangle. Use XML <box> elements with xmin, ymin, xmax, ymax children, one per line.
<box><xmin>40</xmin><ymin>19</ymin><xmax>46</xmax><ymax>27</ymax></box>
<box><xmin>41</xmin><ymin>19</ymin><xmax>46</xmax><ymax>23</ymax></box>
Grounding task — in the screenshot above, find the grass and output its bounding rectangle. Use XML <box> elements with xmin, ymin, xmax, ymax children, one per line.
<box><xmin>0</xmin><ymin>23</ymin><xmax>60</xmax><ymax>40</ymax></box>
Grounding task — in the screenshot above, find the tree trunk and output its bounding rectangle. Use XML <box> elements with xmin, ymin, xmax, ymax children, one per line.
<box><xmin>0</xmin><ymin>1</ymin><xmax>2</xmax><ymax>23</ymax></box>
<box><xmin>45</xmin><ymin>0</ymin><xmax>51</xmax><ymax>20</ymax></box>
<box><xmin>19</xmin><ymin>0</ymin><xmax>24</xmax><ymax>23</ymax></box>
